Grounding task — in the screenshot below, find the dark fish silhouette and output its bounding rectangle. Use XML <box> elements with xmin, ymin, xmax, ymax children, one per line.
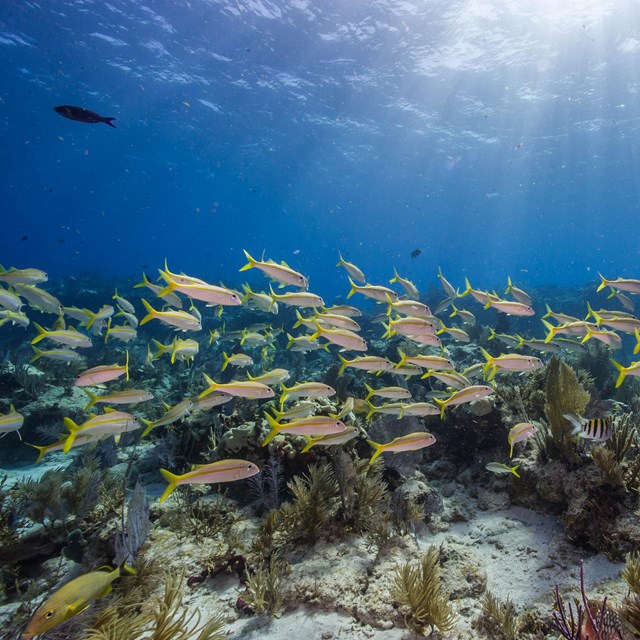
<box><xmin>411</xmin><ymin>248</ymin><xmax>422</xmax><ymax>259</ymax></box>
<box><xmin>54</xmin><ymin>105</ymin><xmax>116</xmax><ymax>128</ymax></box>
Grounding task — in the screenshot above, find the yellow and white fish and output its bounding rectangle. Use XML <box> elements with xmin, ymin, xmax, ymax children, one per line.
<box><xmin>367</xmin><ymin>432</ymin><xmax>436</xmax><ymax>464</ymax></box>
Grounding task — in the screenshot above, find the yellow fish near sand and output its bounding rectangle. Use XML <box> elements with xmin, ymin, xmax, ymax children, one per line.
<box><xmin>21</xmin><ymin>562</ymin><xmax>136</xmax><ymax>638</ymax></box>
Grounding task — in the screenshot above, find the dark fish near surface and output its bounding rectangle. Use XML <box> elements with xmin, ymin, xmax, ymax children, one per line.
<box><xmin>54</xmin><ymin>105</ymin><xmax>116</xmax><ymax>128</ymax></box>
<box><xmin>410</xmin><ymin>248</ymin><xmax>422</xmax><ymax>258</ymax></box>
<box><xmin>563</xmin><ymin>413</ymin><xmax>614</xmax><ymax>442</ymax></box>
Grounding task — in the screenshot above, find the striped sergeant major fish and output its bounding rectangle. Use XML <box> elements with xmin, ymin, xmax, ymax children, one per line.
<box><xmin>563</xmin><ymin>413</ymin><xmax>613</xmax><ymax>442</ymax></box>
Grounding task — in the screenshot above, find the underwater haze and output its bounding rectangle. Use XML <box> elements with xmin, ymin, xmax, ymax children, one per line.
<box><xmin>6</xmin><ymin>2</ymin><xmax>640</xmax><ymax>640</ymax></box>
<box><xmin>2</xmin><ymin>0</ymin><xmax>640</xmax><ymax>296</ymax></box>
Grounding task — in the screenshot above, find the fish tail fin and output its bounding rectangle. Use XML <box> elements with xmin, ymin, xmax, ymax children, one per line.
<box><xmin>581</xmin><ymin>328</ymin><xmax>593</xmax><ymax>344</ymax></box>
<box><xmin>104</xmin><ymin>317</ymin><xmax>113</xmax><ymax>344</ymax></box>
<box><xmin>611</xmin><ymin>359</ymin><xmax>628</xmax><ymax>388</ymax></box>
<box><xmin>336</xmin><ymin>252</ymin><xmax>345</xmax><ymax>267</ymax></box>
<box><xmin>511</xmin><ymin>465</ymin><xmax>520</xmax><ymax>478</ymax></box>
<box><xmin>389</xmin><ymin>268</ymin><xmax>399</xmax><ymax>284</ymax></box>
<box><xmin>346</xmin><ymin>277</ymin><xmax>358</xmax><ymax>299</ymax></box>
<box><xmin>124</xmin><ymin>350</ymin><xmax>129</xmax><ymax>381</ymax></box>
<box><xmin>140</xmin><ymin>418</ymin><xmax>154</xmax><ymax>438</ymax></box>
<box><xmin>541</xmin><ymin>319</ymin><xmax>556</xmax><ymax>343</ymax></box>
<box><xmin>434</xmin><ymin>397</ymin><xmax>447</xmax><ymax>419</ymax></box>
<box><xmin>338</xmin><ymin>354</ymin><xmax>349</xmax><ymax>376</ymax></box>
<box><xmin>596</xmin><ymin>273</ymin><xmax>608</xmax><ymax>292</ymax></box>
<box><xmin>449</xmin><ymin>306</ymin><xmax>458</xmax><ymax>318</ymax></box>
<box><xmin>286</xmin><ymin>333</ymin><xmax>295</xmax><ymax>350</ymax></box>
<box><xmin>83</xmin><ymin>388</ymin><xmax>99</xmax><ymax>411</ymax></box>
<box><xmin>382</xmin><ymin>322</ymin><xmax>394</xmax><ymax>340</ymax></box>
<box><xmin>262</xmin><ymin>412</ymin><xmax>281</xmax><ymax>446</ymax></box>
<box><xmin>239</xmin><ymin>249</ymin><xmax>256</xmax><ymax>272</ymax></box>
<box><xmin>635</xmin><ymin>328</ymin><xmax>640</xmax><ymax>355</ymax></box>
<box><xmin>308</xmin><ymin>320</ymin><xmax>322</xmax><ymax>341</ymax></box>
<box><xmin>63</xmin><ymin>417</ymin><xmax>79</xmax><ymax>453</ymax></box>
<box><xmin>31</xmin><ymin>322</ymin><xmax>48</xmax><ymax>345</ymax></box>
<box><xmin>118</xmin><ymin>560</ymin><xmax>137</xmax><ymax>576</ymax></box>
<box><xmin>479</xmin><ymin>347</ymin><xmax>493</xmax><ymax>374</ymax></box>
<box><xmin>139</xmin><ymin>299</ymin><xmax>157</xmax><ymax>326</ymax></box>
<box><xmin>396</xmin><ymin>348</ymin><xmax>407</xmax><ymax>367</ymax></box>
<box><xmin>159</xmin><ymin>468</ymin><xmax>181</xmax><ymax>503</ymax></box>
<box><xmin>458</xmin><ymin>277</ymin><xmax>472</xmax><ymax>298</ymax></box>
<box><xmin>606</xmin><ymin>287</ymin><xmax>616</xmax><ymax>300</ymax></box>
<box><xmin>133</xmin><ymin>273</ymin><xmax>150</xmax><ymax>289</ymax></box>
<box><xmin>505</xmin><ymin>275</ymin><xmax>513</xmax><ymax>295</ymax></box>
<box><xmin>292</xmin><ymin>309</ymin><xmax>304</xmax><ymax>329</ymax></box>
<box><xmin>363</xmin><ymin>383</ymin><xmax>375</xmax><ymax>402</ymax></box>
<box><xmin>157</xmin><ymin>280</ymin><xmax>177</xmax><ymax>299</ymax></box>
<box><xmin>29</xmin><ymin>345</ymin><xmax>42</xmax><ymax>363</ymax></box>
<box><xmin>28</xmin><ymin>443</ymin><xmax>47</xmax><ymax>464</ymax></box>
<box><xmin>102</xmin><ymin>117</ymin><xmax>117</xmax><ymax>128</ymax></box>
<box><xmin>367</xmin><ymin>439</ymin><xmax>383</xmax><ymax>464</ymax></box>
<box><xmin>365</xmin><ymin>401</ymin><xmax>377</xmax><ymax>421</ymax></box>
<box><xmin>562</xmin><ymin>413</ymin><xmax>583</xmax><ymax>435</ymax></box>
<box><xmin>221</xmin><ymin>352</ymin><xmax>230</xmax><ymax>372</ymax></box>
<box><xmin>542</xmin><ymin>304</ymin><xmax>553</xmax><ymax>319</ymax></box>
<box><xmin>300</xmin><ymin>436</ymin><xmax>314</xmax><ymax>453</ymax></box>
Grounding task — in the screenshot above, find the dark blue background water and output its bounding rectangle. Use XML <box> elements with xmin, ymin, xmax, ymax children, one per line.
<box><xmin>2</xmin><ymin>0</ymin><xmax>640</xmax><ymax>303</ymax></box>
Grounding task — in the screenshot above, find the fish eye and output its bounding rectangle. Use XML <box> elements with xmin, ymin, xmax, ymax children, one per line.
<box><xmin>45</xmin><ymin>611</ymin><xmax>54</xmax><ymax>619</ymax></box>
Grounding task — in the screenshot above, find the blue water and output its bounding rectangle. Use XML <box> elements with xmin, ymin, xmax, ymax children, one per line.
<box><xmin>2</xmin><ymin>0</ymin><xmax>640</xmax><ymax>302</ymax></box>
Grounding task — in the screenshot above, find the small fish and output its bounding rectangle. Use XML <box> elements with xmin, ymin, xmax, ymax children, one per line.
<box><xmin>247</xmin><ymin>368</ymin><xmax>290</xmax><ymax>385</ymax></box>
<box><xmin>338</xmin><ymin>355</ymin><xmax>394</xmax><ymax>376</ymax></box>
<box><xmin>0</xmin><ymin>404</ymin><xmax>23</xmax><ymax>438</ymax></box>
<box><xmin>505</xmin><ymin>276</ymin><xmax>532</xmax><ymax>306</ymax></box>
<box><xmin>437</xmin><ymin>267</ymin><xmax>457</xmax><ymax>299</ymax></box>
<box><xmin>269</xmin><ymin>286</ymin><xmax>324</xmax><ymax>308</ymax></box>
<box><xmin>191</xmin><ymin>392</ymin><xmax>233</xmax><ymax>412</ymax></box>
<box><xmin>542</xmin><ymin>304</ymin><xmax>580</xmax><ymax>324</ymax></box>
<box><xmin>74</xmin><ymin>352</ymin><xmax>129</xmax><ymax>386</ymax></box>
<box><xmin>410</xmin><ymin>248</ymin><xmax>422</xmax><ymax>258</ymax></box>
<box><xmin>262</xmin><ymin>413</ymin><xmax>346</xmax><ymax>446</ymax></box>
<box><xmin>508</xmin><ymin>422</ymin><xmax>538</xmax><ymax>457</ymax></box>
<box><xmin>420</xmin><ymin>370</ymin><xmax>470</xmax><ymax>390</ymax></box>
<box><xmin>113</xmin><ymin>289</ymin><xmax>135</xmax><ymax>314</ymax></box>
<box><xmin>199</xmin><ymin>375</ymin><xmax>275</xmax><ymax>400</ymax></box>
<box><xmin>608</xmin><ymin>288</ymin><xmax>635</xmax><ymax>311</ymax></box>
<box><xmin>30</xmin><ymin>345</ymin><xmax>83</xmax><ymax>364</ymax></box>
<box><xmin>54</xmin><ymin>105</ymin><xmax>116</xmax><ymax>128</ymax></box>
<box><xmin>83</xmin><ymin>305</ymin><xmax>114</xmax><ymax>329</ymax></box>
<box><xmin>387</xmin><ymin>297</ymin><xmax>432</xmax><ymax>318</ymax></box>
<box><xmin>286</xmin><ymin>334</ymin><xmax>328</xmax><ymax>352</ymax></box>
<box><xmin>336</xmin><ymin>252</ymin><xmax>365</xmax><ymax>283</ymax></box>
<box><xmin>239</xmin><ymin>249</ymin><xmax>308</xmax><ymax>289</ymax></box>
<box><xmin>486</xmin><ymin>462</ymin><xmax>520</xmax><ymax>478</ymax></box>
<box><xmin>170</xmin><ymin>338</ymin><xmax>199</xmax><ymax>364</ymax></box>
<box><xmin>241</xmin><ymin>284</ymin><xmax>279</xmax><ymax>314</ymax></box>
<box><xmin>309</xmin><ymin>321</ymin><xmax>367</xmax><ymax>352</ymax></box>
<box><xmin>434</xmin><ymin>385</ymin><xmax>494</xmax><ymax>418</ymax></box>
<box><xmin>513</xmin><ymin>336</ymin><xmax>562</xmax><ymax>354</ymax></box>
<box><xmin>488</xmin><ymin>328</ymin><xmax>519</xmax><ymax>347</ymax></box>
<box><xmin>480</xmin><ymin>348</ymin><xmax>543</xmax><ymax>380</ymax></box>
<box><xmin>367</xmin><ymin>432</ymin><xmax>436</xmax><ymax>464</ymax></box>
<box><xmin>383</xmin><ymin>316</ymin><xmax>437</xmax><ymax>340</ymax></box>
<box><xmin>63</xmin><ymin>410</ymin><xmax>140</xmax><ymax>452</ymax></box>
<box><xmin>347</xmin><ymin>277</ymin><xmax>398</xmax><ymax>303</ymax></box>
<box><xmin>158</xmin><ymin>267</ymin><xmax>242</xmax><ymax>306</ymax></box>
<box><xmin>563</xmin><ymin>413</ymin><xmax>613</xmax><ymax>442</ymax></box>
<box><xmin>141</xmin><ymin>399</ymin><xmax>193</xmax><ymax>436</ymax></box>
<box><xmin>459</xmin><ymin>278</ymin><xmax>494</xmax><ymax>305</ymax></box>
<box><xmin>134</xmin><ymin>273</ymin><xmax>183</xmax><ymax>308</ymax></box>
<box><xmin>83</xmin><ymin>388</ymin><xmax>154</xmax><ymax>411</ymax></box>
<box><xmin>399</xmin><ymin>402</ymin><xmax>440</xmax><ymax>418</ymax></box>
<box><xmin>389</xmin><ymin>268</ymin><xmax>419</xmax><ymax>298</ymax></box>
<box><xmin>324</xmin><ymin>304</ymin><xmax>362</xmax><ymax>317</ymax></box>
<box><xmin>330</xmin><ymin>396</ymin><xmax>355</xmax><ymax>420</ymax></box>
<box><xmin>449</xmin><ymin>305</ymin><xmax>475</xmax><ymax>325</ymax></box>
<box><xmin>0</xmin><ymin>264</ymin><xmax>47</xmax><ymax>285</ymax></box>
<box><xmin>484</xmin><ymin>296</ymin><xmax>534</xmax><ymax>317</ymax></box>
<box><xmin>597</xmin><ymin>274</ymin><xmax>640</xmax><ymax>295</ymax></box>
<box><xmin>314</xmin><ymin>311</ymin><xmax>361</xmax><ymax>332</ymax></box>
<box><xmin>396</xmin><ymin>349</ymin><xmax>453</xmax><ymax>370</ymax></box>
<box><xmin>280</xmin><ymin>381</ymin><xmax>336</xmax><ymax>405</ymax></box>
<box><xmin>28</xmin><ymin>433</ymin><xmax>103</xmax><ymax>463</ymax></box>
<box><xmin>301</xmin><ymin>426</ymin><xmax>359</xmax><ymax>453</ymax></box>
<box><xmin>21</xmin><ymin>562</ymin><xmax>135</xmax><ymax>638</ymax></box>
<box><xmin>271</xmin><ymin>401</ymin><xmax>316</xmax><ymax>421</ymax></box>
<box><xmin>104</xmin><ymin>319</ymin><xmax>137</xmax><ymax>343</ymax></box>
<box><xmin>581</xmin><ymin>327</ymin><xmax>622</xmax><ymax>350</ymax></box>
<box><xmin>14</xmin><ymin>284</ymin><xmax>62</xmax><ymax>315</ymax></box>
<box><xmin>436</xmin><ymin>324</ymin><xmax>470</xmax><ymax>343</ymax></box>
<box><xmin>221</xmin><ymin>351</ymin><xmax>253</xmax><ymax>371</ymax></box>
<box><xmin>159</xmin><ymin>459</ymin><xmax>260</xmax><ymax>502</ymax></box>
<box><xmin>364</xmin><ymin>384</ymin><xmax>412</xmax><ymax>401</ymax></box>
<box><xmin>0</xmin><ymin>287</ymin><xmax>24</xmax><ymax>312</ymax></box>
<box><xmin>31</xmin><ymin>323</ymin><xmax>92</xmax><ymax>348</ymax></box>
<box><xmin>140</xmin><ymin>299</ymin><xmax>201</xmax><ymax>332</ymax></box>
<box><xmin>542</xmin><ymin>319</ymin><xmax>595</xmax><ymax>342</ymax></box>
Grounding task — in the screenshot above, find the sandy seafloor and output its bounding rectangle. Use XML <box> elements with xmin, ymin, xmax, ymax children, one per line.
<box><xmin>2</xmin><ymin>446</ymin><xmax>626</xmax><ymax>640</ymax></box>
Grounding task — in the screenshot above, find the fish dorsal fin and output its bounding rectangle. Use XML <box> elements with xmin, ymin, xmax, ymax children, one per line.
<box><xmin>103</xmin><ymin>407</ymin><xmax>117</xmax><ymax>414</ymax></box>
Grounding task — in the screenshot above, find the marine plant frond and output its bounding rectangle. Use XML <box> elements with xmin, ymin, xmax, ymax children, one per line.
<box><xmin>279</xmin><ymin>462</ymin><xmax>340</xmax><ymax>542</ymax></box>
<box><xmin>623</xmin><ymin>552</ymin><xmax>640</xmax><ymax>596</ymax></box>
<box><xmin>606</xmin><ymin>413</ymin><xmax>638</xmax><ymax>464</ymax></box>
<box><xmin>392</xmin><ymin>546</ymin><xmax>455</xmax><ymax>633</ymax></box>
<box><xmin>543</xmin><ymin>356</ymin><xmax>590</xmax><ymax>463</ymax></box>
<box><xmin>620</xmin><ymin>593</ymin><xmax>640</xmax><ymax>636</ymax></box>
<box><xmin>591</xmin><ymin>447</ymin><xmax>625</xmax><ymax>488</ymax></box>
<box><xmin>476</xmin><ymin>591</ymin><xmax>519</xmax><ymax>640</ymax></box>
<box><xmin>82</xmin><ymin>571</ymin><xmax>226</xmax><ymax>640</ymax></box>
<box><xmin>243</xmin><ymin>553</ymin><xmax>289</xmax><ymax>616</ymax></box>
